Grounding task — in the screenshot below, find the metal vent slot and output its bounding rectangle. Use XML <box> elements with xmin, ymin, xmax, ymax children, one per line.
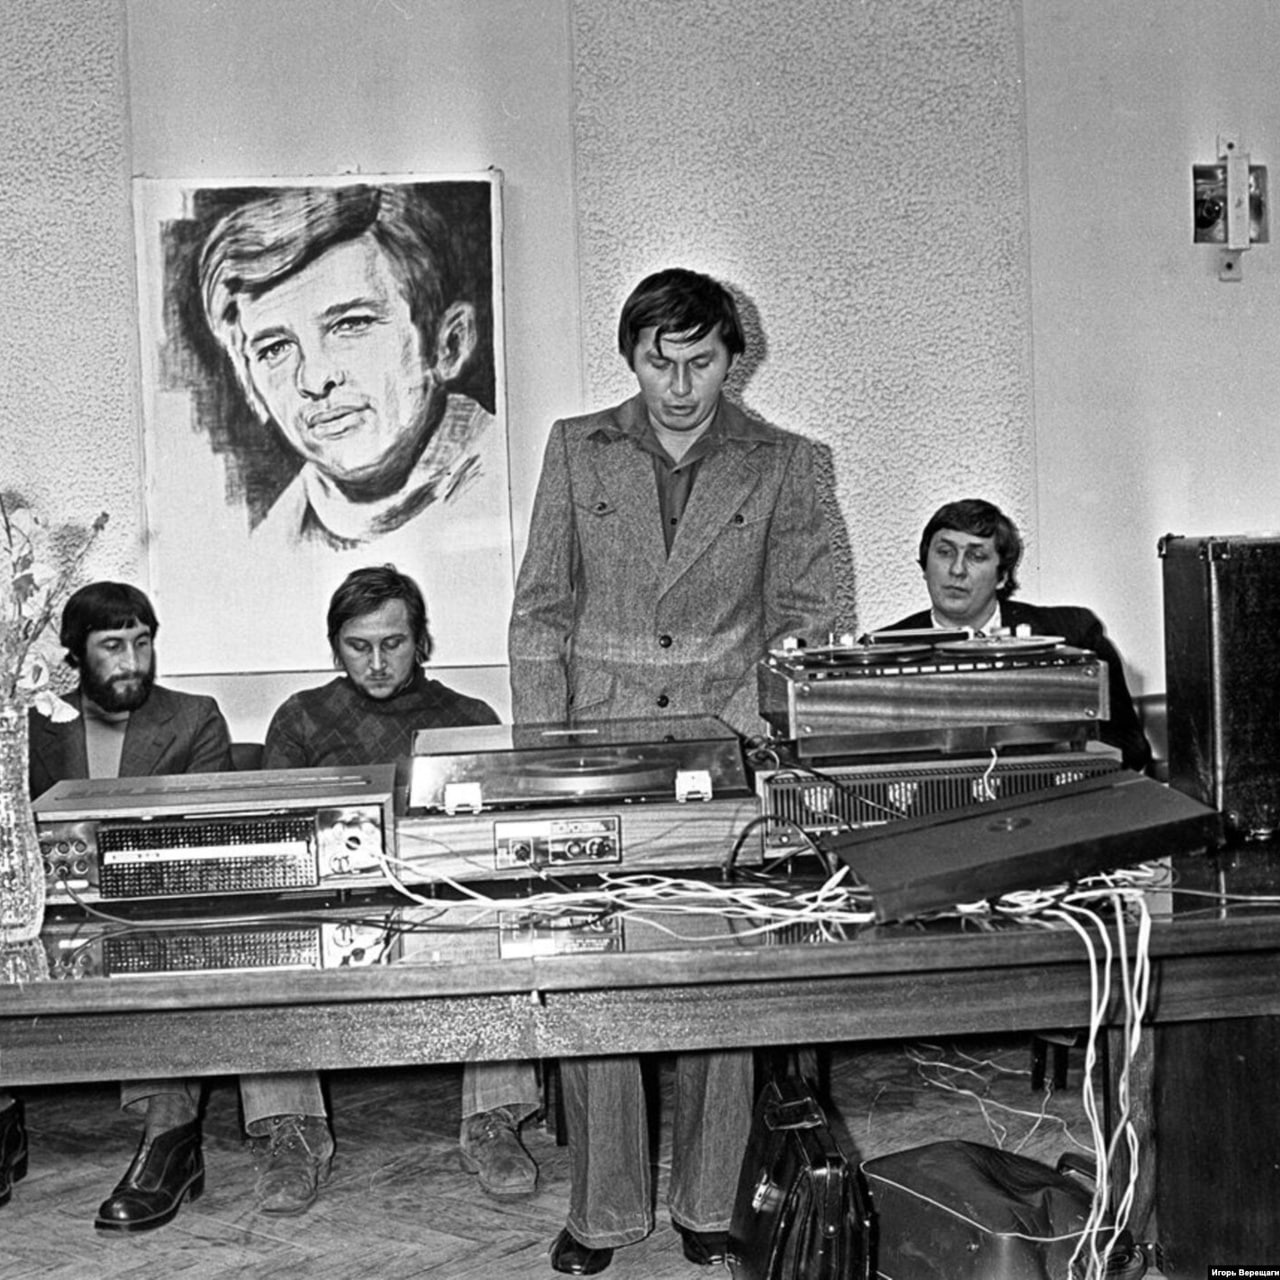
<box><xmin>98</xmin><ymin>816</ymin><xmax>313</xmax><ymax>851</ymax></box>
<box><xmin>759</xmin><ymin>755</ymin><xmax>1123</xmax><ymax>850</ymax></box>
<box><xmin>104</xmin><ymin>927</ymin><xmax>322</xmax><ymax>974</ymax></box>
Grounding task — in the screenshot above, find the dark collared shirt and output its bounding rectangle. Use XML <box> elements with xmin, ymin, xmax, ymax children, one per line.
<box><xmin>629</xmin><ymin>406</ymin><xmax>729</xmax><ymax>555</ymax></box>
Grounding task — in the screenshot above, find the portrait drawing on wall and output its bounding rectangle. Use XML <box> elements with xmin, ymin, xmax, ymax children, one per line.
<box><xmin>134</xmin><ymin>173</ymin><xmax>512</xmax><ymax>674</ymax></box>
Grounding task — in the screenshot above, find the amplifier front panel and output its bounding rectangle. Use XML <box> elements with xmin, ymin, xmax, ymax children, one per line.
<box><xmin>396</xmin><ymin>795</ymin><xmax>760</xmax><ymax>885</ymax></box>
<box><xmin>40</xmin><ymin>803</ymin><xmax>390</xmax><ymax>903</ymax></box>
<box><xmin>43</xmin><ymin>917</ymin><xmax>398</xmax><ymax>979</ymax></box>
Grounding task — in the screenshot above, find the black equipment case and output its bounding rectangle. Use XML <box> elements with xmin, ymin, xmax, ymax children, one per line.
<box><xmin>1159</xmin><ymin>533</ymin><xmax>1280</xmax><ymax>837</ymax></box>
<box><xmin>728</xmin><ymin>1076</ymin><xmax>873</xmax><ymax>1280</ymax></box>
<box><xmin>861</xmin><ymin>1140</ymin><xmax>1144</xmax><ymax>1280</ymax></box>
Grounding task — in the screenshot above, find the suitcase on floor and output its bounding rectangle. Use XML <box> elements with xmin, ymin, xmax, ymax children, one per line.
<box><xmin>861</xmin><ymin>1140</ymin><xmax>1145</xmax><ymax>1280</ymax></box>
<box><xmin>727</xmin><ymin>1076</ymin><xmax>873</xmax><ymax>1280</ymax></box>
<box><xmin>1160</xmin><ymin>533</ymin><xmax>1280</xmax><ymax>837</ymax></box>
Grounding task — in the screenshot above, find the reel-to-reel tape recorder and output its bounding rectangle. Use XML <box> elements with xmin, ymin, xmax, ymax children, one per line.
<box><xmin>758</xmin><ymin>630</ymin><xmax>1112</xmax><ymax>759</ymax></box>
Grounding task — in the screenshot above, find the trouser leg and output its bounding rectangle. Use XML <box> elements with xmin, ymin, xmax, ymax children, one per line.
<box><xmin>562</xmin><ymin>1055</ymin><xmax>652</xmax><ymax>1248</ymax></box>
<box><xmin>119</xmin><ymin>1079</ymin><xmax>201</xmax><ymax>1124</ymax></box>
<box><xmin>239</xmin><ymin>1073</ymin><xmax>326</xmax><ymax>1135</ymax></box>
<box><xmin>668</xmin><ymin>1049</ymin><xmax>754</xmax><ymax>1232</ymax></box>
<box><xmin>460</xmin><ymin>1059</ymin><xmax>541</xmax><ymax>1124</ymax></box>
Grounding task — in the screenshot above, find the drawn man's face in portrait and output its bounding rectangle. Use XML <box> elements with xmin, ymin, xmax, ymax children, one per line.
<box><xmin>234</xmin><ymin>234</ymin><xmax>474</xmax><ymax>495</ymax></box>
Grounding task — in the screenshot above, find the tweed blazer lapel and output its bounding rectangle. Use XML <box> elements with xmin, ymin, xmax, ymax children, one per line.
<box><xmin>659</xmin><ymin>443</ymin><xmax>764</xmax><ymax>596</ymax></box>
<box><xmin>589</xmin><ymin>405</ymin><xmax>669</xmax><ymax>574</ymax></box>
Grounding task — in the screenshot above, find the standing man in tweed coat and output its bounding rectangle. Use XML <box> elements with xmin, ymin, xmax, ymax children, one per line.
<box><xmin>509</xmin><ymin>268</ymin><xmax>837</xmax><ymax>1274</ymax></box>
<box><xmin>509</xmin><ymin>268</ymin><xmax>834</xmax><ymax>738</ymax></box>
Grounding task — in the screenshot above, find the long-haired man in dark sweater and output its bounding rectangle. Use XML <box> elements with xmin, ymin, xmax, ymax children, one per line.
<box><xmin>261</xmin><ymin>566</ymin><xmax>543</xmax><ymax>1206</ymax></box>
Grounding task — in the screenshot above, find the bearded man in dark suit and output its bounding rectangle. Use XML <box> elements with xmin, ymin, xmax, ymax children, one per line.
<box><xmin>882</xmin><ymin>498</ymin><xmax>1151</xmax><ymax>773</ymax></box>
<box><xmin>28</xmin><ymin>584</ymin><xmax>231</xmax><ymax>797</ymax></box>
<box><xmin>14</xmin><ymin>582</ymin><xmax>232</xmax><ymax>1233</ymax></box>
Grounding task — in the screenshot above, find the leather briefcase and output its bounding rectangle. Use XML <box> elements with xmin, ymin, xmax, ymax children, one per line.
<box><xmin>727</xmin><ymin>1077</ymin><xmax>873</xmax><ymax>1280</ymax></box>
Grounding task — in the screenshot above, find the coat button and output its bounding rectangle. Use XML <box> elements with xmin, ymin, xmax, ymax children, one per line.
<box><xmin>658</xmin><ymin>634</ymin><xmax>673</xmax><ymax>648</ymax></box>
<box><xmin>656</xmin><ymin>694</ymin><xmax>670</xmax><ymax>708</ymax></box>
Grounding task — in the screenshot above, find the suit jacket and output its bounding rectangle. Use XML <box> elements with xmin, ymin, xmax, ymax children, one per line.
<box><xmin>28</xmin><ymin>684</ymin><xmax>234</xmax><ymax>800</ymax></box>
<box><xmin>508</xmin><ymin>395</ymin><xmax>836</xmax><ymax>735</ymax></box>
<box><xmin>886</xmin><ymin>600</ymin><xmax>1152</xmax><ymax>773</ymax></box>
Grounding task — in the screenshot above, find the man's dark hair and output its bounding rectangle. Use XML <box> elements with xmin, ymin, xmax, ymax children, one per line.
<box><xmin>617</xmin><ymin>267</ymin><xmax>746</xmax><ymax>366</ymax></box>
<box><xmin>60</xmin><ymin>582</ymin><xmax>159</xmax><ymax>669</ymax></box>
<box><xmin>918</xmin><ymin>498</ymin><xmax>1023</xmax><ymax>598</ymax></box>
<box><xmin>327</xmin><ymin>565</ymin><xmax>433</xmax><ymax>665</ymax></box>
<box><xmin>198</xmin><ymin>185</ymin><xmax>460</xmax><ymax>420</ymax></box>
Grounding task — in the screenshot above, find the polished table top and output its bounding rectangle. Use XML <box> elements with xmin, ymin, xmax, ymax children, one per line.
<box><xmin>2</xmin><ymin>849</ymin><xmax>1280</xmax><ymax>1029</ymax></box>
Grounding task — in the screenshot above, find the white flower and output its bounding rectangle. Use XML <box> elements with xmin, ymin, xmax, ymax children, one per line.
<box><xmin>32</xmin><ymin>689</ymin><xmax>78</xmax><ymax>722</ymax></box>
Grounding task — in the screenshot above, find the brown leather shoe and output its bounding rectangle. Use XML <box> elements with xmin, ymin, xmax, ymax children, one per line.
<box><xmin>0</xmin><ymin>1099</ymin><xmax>28</xmax><ymax>1208</ymax></box>
<box><xmin>250</xmin><ymin>1114</ymin><xmax>334</xmax><ymax>1215</ymax></box>
<box><xmin>94</xmin><ymin>1118</ymin><xmax>203</xmax><ymax>1232</ymax></box>
<box><xmin>459</xmin><ymin>1106</ymin><xmax>537</xmax><ymax>1197</ymax></box>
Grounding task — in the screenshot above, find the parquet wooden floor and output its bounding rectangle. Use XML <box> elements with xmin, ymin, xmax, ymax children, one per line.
<box><xmin>2</xmin><ymin>1034</ymin><xmax>1146</xmax><ymax>1279</ymax></box>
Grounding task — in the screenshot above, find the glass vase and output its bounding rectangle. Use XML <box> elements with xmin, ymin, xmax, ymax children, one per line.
<box><xmin>0</xmin><ymin>937</ymin><xmax>49</xmax><ymax>983</ymax></box>
<box><xmin>0</xmin><ymin>707</ymin><xmax>45</xmax><ymax>944</ymax></box>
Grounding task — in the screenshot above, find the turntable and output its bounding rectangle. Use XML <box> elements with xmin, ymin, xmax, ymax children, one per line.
<box><xmin>398</xmin><ymin>716</ymin><xmax>761</xmax><ymax>882</ymax></box>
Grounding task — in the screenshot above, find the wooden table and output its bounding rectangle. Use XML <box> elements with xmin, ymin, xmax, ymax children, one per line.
<box><xmin>3</xmin><ymin>883</ymin><xmax>1277</xmax><ymax>1077</ymax></box>
<box><xmin>3</xmin><ymin>862</ymin><xmax>1279</xmax><ymax>1277</ymax></box>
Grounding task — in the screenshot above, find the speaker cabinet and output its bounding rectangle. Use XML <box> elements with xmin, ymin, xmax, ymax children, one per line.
<box><xmin>1160</xmin><ymin>534</ymin><xmax>1280</xmax><ymax>837</ymax></box>
<box><xmin>1155</xmin><ymin>1016</ymin><xmax>1280</xmax><ymax>1276</ymax></box>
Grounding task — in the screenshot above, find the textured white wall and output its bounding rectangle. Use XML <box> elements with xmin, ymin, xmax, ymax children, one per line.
<box><xmin>42</xmin><ymin>2</ymin><xmax>1269</xmax><ymax>739</ymax></box>
<box><xmin>0</xmin><ymin>0</ymin><xmax>142</xmax><ymax>589</ymax></box>
<box><xmin>3</xmin><ymin>0</ymin><xmax>582</xmax><ymax>732</ymax></box>
<box><xmin>570</xmin><ymin>0</ymin><xmax>1035</xmax><ymax>634</ymax></box>
<box><xmin>1026</xmin><ymin>1</ymin><xmax>1280</xmax><ymax>695</ymax></box>
<box><xmin>4</xmin><ymin>0</ymin><xmax>1034</xmax><ymax>738</ymax></box>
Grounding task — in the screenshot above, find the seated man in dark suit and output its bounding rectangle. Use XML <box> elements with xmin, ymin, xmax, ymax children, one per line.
<box><xmin>16</xmin><ymin>581</ymin><xmax>232</xmax><ymax>1232</ymax></box>
<box><xmin>881</xmin><ymin>498</ymin><xmax>1151</xmax><ymax>772</ymax></box>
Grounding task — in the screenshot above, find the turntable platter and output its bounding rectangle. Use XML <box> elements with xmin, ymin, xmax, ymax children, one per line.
<box><xmin>504</xmin><ymin>750</ymin><xmax>671</xmax><ymax>796</ymax></box>
<box><xmin>804</xmin><ymin>643</ymin><xmax>933</xmax><ymax>666</ymax></box>
<box><xmin>408</xmin><ymin>718</ymin><xmax>752</xmax><ymax>811</ymax></box>
<box><xmin>937</xmin><ymin>636</ymin><xmax>1064</xmax><ymax>657</ymax></box>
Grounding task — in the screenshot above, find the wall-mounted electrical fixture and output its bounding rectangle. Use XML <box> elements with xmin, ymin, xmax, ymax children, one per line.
<box><xmin>1194</xmin><ymin>133</ymin><xmax>1268</xmax><ymax>282</ymax></box>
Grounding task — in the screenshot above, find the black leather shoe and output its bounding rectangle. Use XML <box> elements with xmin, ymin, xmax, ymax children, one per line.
<box><xmin>674</xmin><ymin>1222</ymin><xmax>730</xmax><ymax>1265</ymax></box>
<box><xmin>549</xmin><ymin>1227</ymin><xmax>614</xmax><ymax>1275</ymax></box>
<box><xmin>0</xmin><ymin>1100</ymin><xmax>28</xmax><ymax>1208</ymax></box>
<box><xmin>94</xmin><ymin>1118</ymin><xmax>204</xmax><ymax>1233</ymax></box>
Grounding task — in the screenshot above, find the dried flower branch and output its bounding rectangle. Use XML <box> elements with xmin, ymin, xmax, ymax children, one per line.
<box><xmin>1</xmin><ymin>493</ymin><xmax>109</xmax><ymax>721</ymax></box>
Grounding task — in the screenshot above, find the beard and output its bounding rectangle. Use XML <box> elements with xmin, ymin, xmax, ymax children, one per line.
<box><xmin>80</xmin><ymin>662</ymin><xmax>155</xmax><ymax>713</ymax></box>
